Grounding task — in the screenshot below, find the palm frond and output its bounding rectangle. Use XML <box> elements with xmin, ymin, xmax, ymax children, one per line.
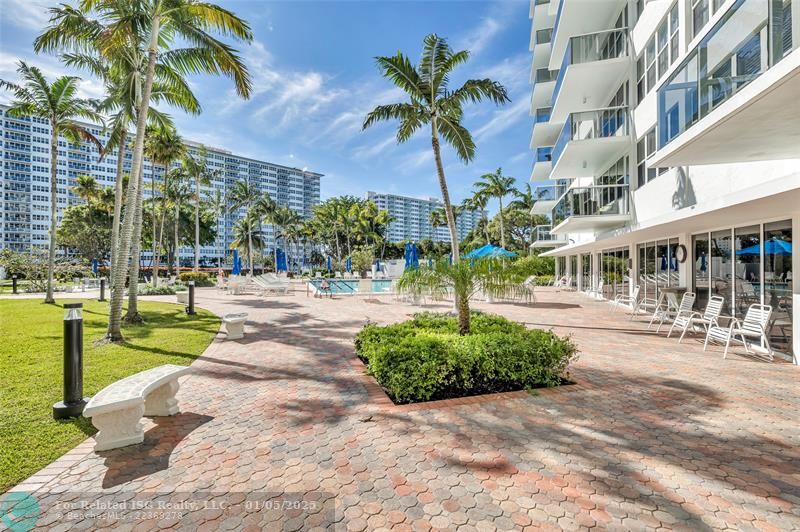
<box><xmin>362</xmin><ymin>102</ymin><xmax>421</xmax><ymax>131</ymax></box>
<box><xmin>374</xmin><ymin>54</ymin><xmax>425</xmax><ymax>100</ymax></box>
<box><xmin>436</xmin><ymin>115</ymin><xmax>476</xmax><ymax>163</ymax></box>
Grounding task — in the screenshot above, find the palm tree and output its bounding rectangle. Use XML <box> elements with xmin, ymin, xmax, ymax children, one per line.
<box><xmin>164</xmin><ymin>174</ymin><xmax>191</xmax><ymax>276</ymax></box>
<box><xmin>269</xmin><ymin>206</ymin><xmax>301</xmax><ymax>273</ymax></box>
<box><xmin>363</xmin><ymin>34</ymin><xmax>509</xmax><ymax>264</ymax></box>
<box><xmin>61</xmin><ymin>43</ymin><xmax>200</xmax><ymax>295</ymax></box>
<box><xmin>208</xmin><ymin>188</ymin><xmax>227</xmax><ymax>268</ymax></box>
<box><xmin>475</xmin><ymin>168</ymin><xmax>516</xmax><ymax>250</ymax></box>
<box><xmin>428</xmin><ymin>208</ymin><xmax>447</xmax><ymax>240</ymax></box>
<box><xmin>180</xmin><ymin>147</ymin><xmax>219</xmax><ymax>270</ymax></box>
<box><xmin>0</xmin><ymin>61</ymin><xmax>102</xmax><ymax>303</ymax></box>
<box><xmin>36</xmin><ymin>0</ymin><xmax>253</xmax><ymax>341</ymax></box>
<box><xmin>144</xmin><ymin>125</ymin><xmax>185</xmax><ymax>286</ymax></box>
<box><xmin>72</xmin><ymin>175</ymin><xmax>100</xmax><ymax>203</ymax></box>
<box><xmin>462</xmin><ymin>193</ymin><xmax>490</xmax><ymax>245</ymax></box>
<box><xmin>228</xmin><ymin>180</ymin><xmax>261</xmax><ymax>275</ymax></box>
<box><xmin>508</xmin><ymin>183</ymin><xmax>538</xmax><ymax>255</ymax></box>
<box><xmin>230</xmin><ymin>213</ymin><xmax>264</xmax><ymax>267</ymax></box>
<box><xmin>397</xmin><ymin>258</ymin><xmax>518</xmax><ymax>335</ymax></box>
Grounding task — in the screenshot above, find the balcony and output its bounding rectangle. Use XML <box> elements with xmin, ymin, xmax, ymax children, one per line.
<box><xmin>531</xmin><ymin>27</ymin><xmax>554</xmax><ymax>68</ymax></box>
<box><xmin>651</xmin><ymin>0</ymin><xmax>800</xmax><ymax>167</ymax></box>
<box><xmin>530</xmin><ymin>105</ymin><xmax>562</xmax><ymax>148</ymax></box>
<box><xmin>551</xmin><ymin>183</ymin><xmax>631</xmax><ymax>234</ymax></box>
<box><xmin>549</xmin><ymin>0</ymin><xmax>629</xmax><ymax>71</ymax></box>
<box><xmin>531</xmin><ymin>224</ymin><xmax>567</xmax><ymax>249</ymax></box>
<box><xmin>550</xmin><ymin>107</ymin><xmax>631</xmax><ymax>179</ymax></box>
<box><xmin>530</xmin><ymin>181</ymin><xmax>569</xmax><ymax>215</ymax></box>
<box><xmin>530</xmin><ymin>146</ymin><xmax>553</xmax><ymax>181</ymax></box>
<box><xmin>530</xmin><ymin>68</ymin><xmax>559</xmax><ymax>110</ymax></box>
<box><xmin>551</xmin><ymin>28</ymin><xmax>629</xmax><ymax>122</ymax></box>
<box><xmin>531</xmin><ymin>0</ymin><xmax>554</xmax><ymax>32</ymax></box>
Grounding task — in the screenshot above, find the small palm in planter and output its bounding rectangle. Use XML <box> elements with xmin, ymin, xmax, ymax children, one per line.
<box><xmin>397</xmin><ymin>258</ymin><xmax>527</xmax><ymax>335</ymax></box>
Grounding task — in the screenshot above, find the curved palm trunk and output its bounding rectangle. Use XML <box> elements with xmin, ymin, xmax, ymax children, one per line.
<box><xmin>247</xmin><ymin>214</ymin><xmax>253</xmax><ymax>275</ymax></box>
<box><xmin>107</xmin><ymin>13</ymin><xmax>160</xmax><ymax>341</ymax></box>
<box><xmin>431</xmin><ymin>117</ymin><xmax>466</xmax><ymax>331</ymax></box>
<box><xmin>44</xmin><ymin>125</ymin><xmax>58</xmax><ymax>304</ymax></box>
<box><xmin>124</xmin><ymin>166</ymin><xmax>145</xmax><ymax>323</ymax></box>
<box><xmin>498</xmin><ymin>197</ymin><xmax>506</xmax><ymax>249</ymax></box>
<box><xmin>273</xmin><ymin>227</ymin><xmax>279</xmax><ymax>273</ymax></box>
<box><xmin>110</xmin><ymin>129</ymin><xmax>127</xmax><ymax>282</ymax></box>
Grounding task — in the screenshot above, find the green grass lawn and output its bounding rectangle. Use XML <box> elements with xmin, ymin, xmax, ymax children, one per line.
<box><xmin>0</xmin><ymin>299</ymin><xmax>219</xmax><ymax>492</ymax></box>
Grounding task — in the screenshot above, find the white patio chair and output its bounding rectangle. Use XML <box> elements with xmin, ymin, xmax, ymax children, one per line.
<box><xmin>649</xmin><ymin>292</ymin><xmax>696</xmax><ymax>333</ymax></box>
<box><xmin>667</xmin><ymin>295</ymin><xmax>724</xmax><ymax>343</ymax></box>
<box><xmin>587</xmin><ymin>279</ymin><xmax>604</xmax><ymax>300</ymax></box>
<box><xmin>612</xmin><ymin>285</ymin><xmax>640</xmax><ymax>312</ymax></box>
<box><xmin>705</xmin><ymin>304</ymin><xmax>773</xmax><ymax>360</ymax></box>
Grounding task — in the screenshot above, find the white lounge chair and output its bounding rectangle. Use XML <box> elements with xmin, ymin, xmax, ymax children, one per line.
<box><xmin>649</xmin><ymin>291</ymin><xmax>696</xmax><ymax>332</ymax></box>
<box><xmin>668</xmin><ymin>295</ymin><xmax>724</xmax><ymax>343</ymax></box>
<box><xmin>254</xmin><ymin>275</ymin><xmax>289</xmax><ymax>295</ymax></box>
<box><xmin>612</xmin><ymin>285</ymin><xmax>640</xmax><ymax>312</ymax></box>
<box><xmin>334</xmin><ymin>271</ymin><xmax>342</xmax><ymax>279</ymax></box>
<box><xmin>587</xmin><ymin>279</ymin><xmax>604</xmax><ymax>300</ymax></box>
<box><xmin>705</xmin><ymin>304</ymin><xmax>773</xmax><ymax>360</ymax></box>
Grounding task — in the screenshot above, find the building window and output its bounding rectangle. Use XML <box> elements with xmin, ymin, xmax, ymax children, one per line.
<box><xmin>692</xmin><ymin>0</ymin><xmax>724</xmax><ymax>39</ymax></box>
<box><xmin>637</xmin><ymin>2</ymin><xmax>680</xmax><ymax>104</ymax></box>
<box><xmin>636</xmin><ymin>127</ymin><xmax>668</xmax><ymax>187</ymax></box>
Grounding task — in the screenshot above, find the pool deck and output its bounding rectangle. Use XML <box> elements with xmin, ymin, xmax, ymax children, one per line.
<box><xmin>7</xmin><ymin>285</ymin><xmax>800</xmax><ymax>531</ymax></box>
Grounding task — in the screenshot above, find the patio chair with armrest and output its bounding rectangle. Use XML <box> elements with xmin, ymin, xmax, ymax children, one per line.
<box><xmin>667</xmin><ymin>295</ymin><xmax>724</xmax><ymax>343</ymax></box>
<box><xmin>649</xmin><ymin>291</ymin><xmax>696</xmax><ymax>333</ymax></box>
<box><xmin>704</xmin><ymin>304</ymin><xmax>773</xmax><ymax>360</ymax></box>
<box><xmin>612</xmin><ymin>285</ymin><xmax>640</xmax><ymax>312</ymax></box>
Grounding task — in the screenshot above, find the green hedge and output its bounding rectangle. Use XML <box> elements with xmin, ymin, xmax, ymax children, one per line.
<box><xmin>177</xmin><ymin>272</ymin><xmax>214</xmax><ymax>287</ymax></box>
<box><xmin>355</xmin><ymin>312</ymin><xmax>578</xmax><ymax>404</ymax></box>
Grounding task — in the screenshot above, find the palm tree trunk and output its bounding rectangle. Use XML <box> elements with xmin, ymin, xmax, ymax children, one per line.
<box><xmin>124</xmin><ymin>166</ymin><xmax>145</xmax><ymax>323</ymax></box>
<box><xmin>45</xmin><ymin>124</ymin><xmax>58</xmax><ymax>304</ymax></box>
<box><xmin>273</xmin><ymin>229</ymin><xmax>279</xmax><ymax>273</ymax></box>
<box><xmin>247</xmin><ymin>212</ymin><xmax>253</xmax><ymax>275</ymax></box>
<box><xmin>174</xmin><ymin>201</ymin><xmax>180</xmax><ymax>277</ymax></box>
<box><xmin>498</xmin><ymin>198</ymin><xmax>506</xmax><ymax>249</ymax></box>
<box><xmin>457</xmin><ymin>292</ymin><xmax>471</xmax><ymax>336</ymax></box>
<box><xmin>194</xmin><ymin>178</ymin><xmax>200</xmax><ymax>270</ymax></box>
<box><xmin>110</xmin><ymin>129</ymin><xmax>126</xmax><ymax>283</ymax></box>
<box><xmin>107</xmin><ymin>13</ymin><xmax>160</xmax><ymax>341</ymax></box>
<box><xmin>151</xmin><ymin>166</ymin><xmax>160</xmax><ymax>287</ymax></box>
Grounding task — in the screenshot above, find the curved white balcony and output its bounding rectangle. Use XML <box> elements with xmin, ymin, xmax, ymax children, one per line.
<box><xmin>551</xmin><ymin>183</ymin><xmax>631</xmax><ymax>234</ymax></box>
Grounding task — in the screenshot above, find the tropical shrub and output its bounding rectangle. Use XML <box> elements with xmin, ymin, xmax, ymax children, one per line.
<box><xmin>509</xmin><ymin>255</ymin><xmax>555</xmax><ymax>278</ymax></box>
<box><xmin>177</xmin><ymin>271</ymin><xmax>214</xmax><ymax>287</ymax></box>
<box><xmin>140</xmin><ymin>284</ymin><xmax>178</xmax><ymax>296</ymax></box>
<box><xmin>350</xmin><ymin>247</ymin><xmax>375</xmax><ymax>275</ymax></box>
<box><xmin>355</xmin><ymin>312</ymin><xmax>578</xmax><ymax>404</ymax></box>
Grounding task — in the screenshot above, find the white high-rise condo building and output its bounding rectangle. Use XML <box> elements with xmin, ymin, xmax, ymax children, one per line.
<box><xmin>529</xmin><ymin>0</ymin><xmax>799</xmax><ymax>363</ymax></box>
<box><xmin>366</xmin><ymin>191</ymin><xmax>485</xmax><ymax>243</ymax></box>
<box><xmin>0</xmin><ymin>104</ymin><xmax>322</xmax><ymax>265</ymax></box>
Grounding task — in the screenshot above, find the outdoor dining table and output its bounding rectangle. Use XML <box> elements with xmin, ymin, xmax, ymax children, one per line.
<box><xmin>656</xmin><ymin>286</ymin><xmax>688</xmax><ymax>312</ymax></box>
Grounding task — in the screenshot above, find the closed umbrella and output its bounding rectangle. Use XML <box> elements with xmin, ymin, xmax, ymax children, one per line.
<box><xmin>92</xmin><ymin>258</ymin><xmax>99</xmax><ymax>275</ymax></box>
<box><xmin>326</xmin><ymin>256</ymin><xmax>332</xmax><ymax>272</ymax></box>
<box><xmin>232</xmin><ymin>249</ymin><xmax>241</xmax><ymax>275</ymax></box>
<box><xmin>346</xmin><ymin>257</ymin><xmax>352</xmax><ymax>273</ymax></box>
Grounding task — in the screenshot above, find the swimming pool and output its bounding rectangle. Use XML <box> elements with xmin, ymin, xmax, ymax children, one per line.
<box><xmin>308</xmin><ymin>279</ymin><xmax>393</xmax><ymax>294</ymax></box>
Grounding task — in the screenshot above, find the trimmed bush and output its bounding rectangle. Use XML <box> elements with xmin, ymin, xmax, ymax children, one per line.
<box><xmin>355</xmin><ymin>312</ymin><xmax>578</xmax><ymax>404</ymax></box>
<box><xmin>140</xmin><ymin>284</ymin><xmax>178</xmax><ymax>296</ymax></box>
<box><xmin>177</xmin><ymin>271</ymin><xmax>214</xmax><ymax>287</ymax></box>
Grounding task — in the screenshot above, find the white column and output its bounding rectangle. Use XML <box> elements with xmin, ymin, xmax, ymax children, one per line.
<box><xmin>679</xmin><ymin>232</ymin><xmax>692</xmax><ymax>290</ymax></box>
<box><xmin>577</xmin><ymin>254</ymin><xmax>584</xmax><ymax>292</ymax></box>
<box><xmin>592</xmin><ymin>252</ymin><xmax>600</xmax><ymax>293</ymax></box>
<box><xmin>792</xmin><ymin>216</ymin><xmax>799</xmax><ymax>365</ymax></box>
<box><xmin>628</xmin><ymin>244</ymin><xmax>636</xmax><ymax>297</ymax></box>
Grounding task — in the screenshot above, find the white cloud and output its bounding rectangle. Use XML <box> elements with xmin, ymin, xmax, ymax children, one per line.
<box><xmin>352</xmin><ymin>135</ymin><xmax>397</xmax><ymax>160</ymax></box>
<box><xmin>479</xmin><ymin>53</ymin><xmax>531</xmax><ymax>91</ymax></box>
<box><xmin>473</xmin><ymin>98</ymin><xmax>529</xmax><ymax>141</ymax></box>
<box><xmin>0</xmin><ymin>51</ymin><xmax>106</xmax><ymax>103</ymax></box>
<box><xmin>2</xmin><ymin>0</ymin><xmax>51</xmax><ymax>31</ymax></box>
<box><xmin>456</xmin><ymin>17</ymin><xmax>502</xmax><ymax>55</ymax></box>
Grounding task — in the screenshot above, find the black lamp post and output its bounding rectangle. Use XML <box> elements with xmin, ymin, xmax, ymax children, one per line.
<box><xmin>12</xmin><ymin>275</ymin><xmax>18</xmax><ymax>294</ymax></box>
<box><xmin>98</xmin><ymin>278</ymin><xmax>106</xmax><ymax>302</ymax></box>
<box><xmin>53</xmin><ymin>303</ymin><xmax>89</xmax><ymax>419</ymax></box>
<box><xmin>186</xmin><ymin>280</ymin><xmax>196</xmax><ymax>315</ymax></box>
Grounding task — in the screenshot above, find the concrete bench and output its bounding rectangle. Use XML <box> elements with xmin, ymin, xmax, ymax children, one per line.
<box><xmin>176</xmin><ymin>291</ymin><xmax>189</xmax><ymax>304</ymax></box>
<box><xmin>222</xmin><ymin>313</ymin><xmax>248</xmax><ymax>339</ymax></box>
<box><xmin>83</xmin><ymin>364</ymin><xmax>191</xmax><ymax>451</ymax></box>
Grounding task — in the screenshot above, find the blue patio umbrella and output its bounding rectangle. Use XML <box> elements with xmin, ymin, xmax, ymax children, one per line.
<box><xmin>375</xmin><ymin>258</ymin><xmax>381</xmax><ymax>272</ymax></box>
<box><xmin>700</xmin><ymin>252</ymin><xmax>707</xmax><ymax>272</ymax></box>
<box><xmin>326</xmin><ymin>255</ymin><xmax>332</xmax><ymax>272</ymax></box>
<box><xmin>403</xmin><ymin>243</ymin><xmax>411</xmax><ymax>268</ymax></box>
<box><xmin>410</xmin><ymin>242</ymin><xmax>419</xmax><ymax>269</ymax></box>
<box><xmin>346</xmin><ymin>256</ymin><xmax>352</xmax><ymax>273</ymax></box>
<box><xmin>660</xmin><ymin>255</ymin><xmax>668</xmax><ymax>271</ymax></box>
<box><xmin>91</xmin><ymin>258</ymin><xmax>99</xmax><ymax>275</ymax></box>
<box><xmin>736</xmin><ymin>238</ymin><xmax>792</xmax><ymax>256</ymax></box>
<box><xmin>276</xmin><ymin>248</ymin><xmax>287</xmax><ymax>272</ymax></box>
<box><xmin>232</xmin><ymin>249</ymin><xmax>241</xmax><ymax>275</ymax></box>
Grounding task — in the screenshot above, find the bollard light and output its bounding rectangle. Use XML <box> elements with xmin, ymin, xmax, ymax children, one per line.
<box><xmin>98</xmin><ymin>278</ymin><xmax>106</xmax><ymax>302</ymax></box>
<box><xmin>12</xmin><ymin>275</ymin><xmax>18</xmax><ymax>294</ymax></box>
<box><xmin>186</xmin><ymin>280</ymin><xmax>196</xmax><ymax>315</ymax></box>
<box><xmin>53</xmin><ymin>303</ymin><xmax>89</xmax><ymax>419</ymax></box>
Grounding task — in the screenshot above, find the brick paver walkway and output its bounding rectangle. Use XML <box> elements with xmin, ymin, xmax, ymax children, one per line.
<box><xmin>9</xmin><ymin>286</ymin><xmax>800</xmax><ymax>531</ymax></box>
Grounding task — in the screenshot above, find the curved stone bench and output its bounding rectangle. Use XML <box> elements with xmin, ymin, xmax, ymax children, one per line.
<box><xmin>222</xmin><ymin>313</ymin><xmax>248</xmax><ymax>340</ymax></box>
<box><xmin>83</xmin><ymin>364</ymin><xmax>191</xmax><ymax>451</ymax></box>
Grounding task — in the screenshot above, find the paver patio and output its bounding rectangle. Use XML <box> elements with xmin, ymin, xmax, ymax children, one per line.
<box><xmin>7</xmin><ymin>285</ymin><xmax>800</xmax><ymax>531</ymax></box>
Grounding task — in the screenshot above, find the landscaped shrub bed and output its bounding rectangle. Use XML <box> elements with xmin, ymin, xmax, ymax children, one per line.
<box><xmin>177</xmin><ymin>271</ymin><xmax>214</xmax><ymax>286</ymax></box>
<box><xmin>355</xmin><ymin>312</ymin><xmax>578</xmax><ymax>404</ymax></box>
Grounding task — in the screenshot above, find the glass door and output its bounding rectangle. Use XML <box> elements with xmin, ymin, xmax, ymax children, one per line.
<box><xmin>693</xmin><ymin>233</ymin><xmax>710</xmax><ymax>310</ymax></box>
<box><xmin>764</xmin><ymin>220</ymin><xmax>793</xmax><ymax>356</ymax></box>
<box><xmin>711</xmin><ymin>229</ymin><xmax>732</xmax><ymax>315</ymax></box>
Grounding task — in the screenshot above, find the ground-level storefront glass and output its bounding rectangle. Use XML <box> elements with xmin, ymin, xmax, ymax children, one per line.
<box><xmin>600</xmin><ymin>247</ymin><xmax>629</xmax><ymax>299</ymax></box>
<box><xmin>692</xmin><ymin>220</ymin><xmax>793</xmax><ymax>356</ymax></box>
<box><xmin>637</xmin><ymin>238</ymin><xmax>680</xmax><ymax>306</ymax></box>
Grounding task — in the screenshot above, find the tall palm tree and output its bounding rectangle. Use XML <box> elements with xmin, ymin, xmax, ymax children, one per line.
<box><xmin>269</xmin><ymin>205</ymin><xmax>301</xmax><ymax>273</ymax></box>
<box><xmin>228</xmin><ymin>180</ymin><xmax>261</xmax><ymax>275</ymax></box>
<box><xmin>180</xmin><ymin>147</ymin><xmax>219</xmax><ymax>270</ymax></box>
<box><xmin>72</xmin><ymin>175</ymin><xmax>100</xmax><ymax>203</ymax></box>
<box><xmin>363</xmin><ymin>34</ymin><xmax>509</xmax><ymax>264</ymax></box>
<box><xmin>475</xmin><ymin>168</ymin><xmax>516</xmax><ymax>250</ymax></box>
<box><xmin>144</xmin><ymin>125</ymin><xmax>185</xmax><ymax>286</ymax></box>
<box><xmin>0</xmin><ymin>61</ymin><xmax>102</xmax><ymax>303</ymax></box>
<box><xmin>508</xmin><ymin>183</ymin><xmax>538</xmax><ymax>255</ymax></box>
<box><xmin>230</xmin><ymin>212</ymin><xmax>263</xmax><ymax>267</ymax></box>
<box><xmin>61</xmin><ymin>44</ymin><xmax>200</xmax><ymax>295</ymax></box>
<box><xmin>208</xmin><ymin>188</ymin><xmax>227</xmax><ymax>268</ymax></box>
<box><xmin>165</xmin><ymin>174</ymin><xmax>191</xmax><ymax>276</ymax></box>
<box><xmin>36</xmin><ymin>0</ymin><xmax>253</xmax><ymax>341</ymax></box>
<box><xmin>428</xmin><ymin>208</ymin><xmax>447</xmax><ymax>240</ymax></box>
<box><xmin>462</xmin><ymin>193</ymin><xmax>490</xmax><ymax>245</ymax></box>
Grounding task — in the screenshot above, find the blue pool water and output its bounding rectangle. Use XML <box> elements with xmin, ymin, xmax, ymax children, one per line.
<box><xmin>309</xmin><ymin>279</ymin><xmax>392</xmax><ymax>294</ymax></box>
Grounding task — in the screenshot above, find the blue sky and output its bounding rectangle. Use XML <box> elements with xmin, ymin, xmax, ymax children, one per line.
<box><xmin>0</xmin><ymin>0</ymin><xmax>534</xmax><ymax>209</ymax></box>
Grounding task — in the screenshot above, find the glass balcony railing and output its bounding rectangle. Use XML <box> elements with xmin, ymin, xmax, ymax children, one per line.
<box><xmin>551</xmin><ymin>107</ymin><xmax>629</xmax><ymax>167</ymax></box>
<box><xmin>534</xmin><ymin>106</ymin><xmax>552</xmax><ymax>124</ymax></box>
<box><xmin>533</xmin><ymin>225</ymin><xmax>562</xmax><ymax>243</ymax></box>
<box><xmin>552</xmin><ymin>184</ymin><xmax>630</xmax><ymax>226</ymax></box>
<box><xmin>658</xmin><ymin>0</ymin><xmax>796</xmax><ymax>149</ymax></box>
<box><xmin>534</xmin><ymin>67</ymin><xmax>559</xmax><ymax>84</ymax></box>
<box><xmin>535</xmin><ymin>146</ymin><xmax>553</xmax><ymax>163</ymax></box>
<box><xmin>532</xmin><ymin>180</ymin><xmax>568</xmax><ymax>203</ymax></box>
<box><xmin>535</xmin><ymin>28</ymin><xmax>553</xmax><ymax>46</ymax></box>
<box><xmin>553</xmin><ymin>28</ymin><xmax>629</xmax><ymax>104</ymax></box>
